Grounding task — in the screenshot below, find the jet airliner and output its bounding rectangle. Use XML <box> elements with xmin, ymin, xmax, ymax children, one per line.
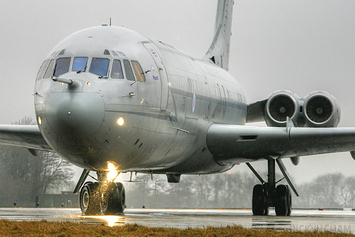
<box><xmin>1</xmin><ymin>0</ymin><xmax>355</xmax><ymax>216</ymax></box>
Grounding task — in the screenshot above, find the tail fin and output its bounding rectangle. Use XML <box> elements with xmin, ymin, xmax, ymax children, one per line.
<box><xmin>205</xmin><ymin>0</ymin><xmax>234</xmax><ymax>71</ymax></box>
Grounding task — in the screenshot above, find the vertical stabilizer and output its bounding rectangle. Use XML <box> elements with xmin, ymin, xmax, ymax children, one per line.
<box><xmin>205</xmin><ymin>0</ymin><xmax>234</xmax><ymax>71</ymax></box>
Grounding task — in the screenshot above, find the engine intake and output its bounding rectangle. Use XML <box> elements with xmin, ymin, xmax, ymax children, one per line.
<box><xmin>304</xmin><ymin>91</ymin><xmax>340</xmax><ymax>127</ymax></box>
<box><xmin>265</xmin><ymin>91</ymin><xmax>300</xmax><ymax>127</ymax></box>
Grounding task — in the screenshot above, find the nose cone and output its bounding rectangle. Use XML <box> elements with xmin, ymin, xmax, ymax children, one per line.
<box><xmin>45</xmin><ymin>92</ymin><xmax>105</xmax><ymax>152</ymax></box>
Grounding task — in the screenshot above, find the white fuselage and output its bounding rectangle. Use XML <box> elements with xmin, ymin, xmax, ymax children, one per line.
<box><xmin>34</xmin><ymin>26</ymin><xmax>247</xmax><ymax>174</ymax></box>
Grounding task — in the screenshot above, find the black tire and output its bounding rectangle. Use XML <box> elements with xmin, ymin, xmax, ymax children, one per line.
<box><xmin>275</xmin><ymin>184</ymin><xmax>290</xmax><ymax>216</ymax></box>
<box><xmin>287</xmin><ymin>187</ymin><xmax>292</xmax><ymax>216</ymax></box>
<box><xmin>103</xmin><ymin>182</ymin><xmax>125</xmax><ymax>215</ymax></box>
<box><xmin>252</xmin><ymin>184</ymin><xmax>268</xmax><ymax>215</ymax></box>
<box><xmin>115</xmin><ymin>182</ymin><xmax>126</xmax><ymax>213</ymax></box>
<box><xmin>79</xmin><ymin>182</ymin><xmax>100</xmax><ymax>215</ymax></box>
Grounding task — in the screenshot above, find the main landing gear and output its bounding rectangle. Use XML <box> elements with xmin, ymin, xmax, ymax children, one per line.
<box><xmin>74</xmin><ymin>169</ymin><xmax>125</xmax><ymax>215</ymax></box>
<box><xmin>247</xmin><ymin>159</ymin><xmax>298</xmax><ymax>216</ymax></box>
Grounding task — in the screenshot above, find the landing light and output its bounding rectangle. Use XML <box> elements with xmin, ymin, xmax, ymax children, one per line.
<box><xmin>117</xmin><ymin>117</ymin><xmax>125</xmax><ymax>126</ymax></box>
<box><xmin>38</xmin><ymin>117</ymin><xmax>42</xmax><ymax>125</ymax></box>
<box><xmin>107</xmin><ymin>162</ymin><xmax>118</xmax><ymax>181</ymax></box>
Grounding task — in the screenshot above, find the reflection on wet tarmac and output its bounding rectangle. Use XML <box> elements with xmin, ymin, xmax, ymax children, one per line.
<box><xmin>252</xmin><ymin>217</ymin><xmax>292</xmax><ymax>230</ymax></box>
<box><xmin>82</xmin><ymin>215</ymin><xmax>126</xmax><ymax>227</ymax></box>
<box><xmin>0</xmin><ymin>208</ymin><xmax>353</xmax><ymax>234</ymax></box>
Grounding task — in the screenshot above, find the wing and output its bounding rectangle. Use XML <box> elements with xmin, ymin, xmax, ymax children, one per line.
<box><xmin>0</xmin><ymin>125</ymin><xmax>52</xmax><ymax>152</ymax></box>
<box><xmin>206</xmin><ymin>124</ymin><xmax>355</xmax><ymax>165</ymax></box>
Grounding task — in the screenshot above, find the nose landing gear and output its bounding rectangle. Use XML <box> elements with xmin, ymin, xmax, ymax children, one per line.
<box><xmin>77</xmin><ymin>170</ymin><xmax>125</xmax><ymax>215</ymax></box>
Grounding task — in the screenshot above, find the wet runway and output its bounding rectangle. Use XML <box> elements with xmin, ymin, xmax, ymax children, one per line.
<box><xmin>0</xmin><ymin>208</ymin><xmax>354</xmax><ymax>233</ymax></box>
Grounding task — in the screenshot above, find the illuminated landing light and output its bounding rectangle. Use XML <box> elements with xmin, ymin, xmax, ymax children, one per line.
<box><xmin>117</xmin><ymin>117</ymin><xmax>124</xmax><ymax>126</ymax></box>
<box><xmin>107</xmin><ymin>162</ymin><xmax>118</xmax><ymax>181</ymax></box>
<box><xmin>86</xmin><ymin>82</ymin><xmax>91</xmax><ymax>86</ymax></box>
<box><xmin>38</xmin><ymin>117</ymin><xmax>42</xmax><ymax>125</ymax></box>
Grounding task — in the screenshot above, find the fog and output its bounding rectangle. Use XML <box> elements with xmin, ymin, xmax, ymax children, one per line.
<box><xmin>1</xmin><ymin>0</ymin><xmax>355</xmax><ymax>184</ymax></box>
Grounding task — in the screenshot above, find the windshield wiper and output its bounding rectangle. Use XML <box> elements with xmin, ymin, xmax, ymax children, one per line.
<box><xmin>76</xmin><ymin>65</ymin><xmax>87</xmax><ymax>74</ymax></box>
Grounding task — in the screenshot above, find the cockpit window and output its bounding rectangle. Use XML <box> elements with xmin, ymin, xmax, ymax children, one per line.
<box><xmin>111</xmin><ymin>59</ymin><xmax>124</xmax><ymax>79</ymax></box>
<box><xmin>54</xmin><ymin>57</ymin><xmax>71</xmax><ymax>76</ymax></box>
<box><xmin>72</xmin><ymin>57</ymin><xmax>88</xmax><ymax>72</ymax></box>
<box><xmin>123</xmin><ymin>60</ymin><xmax>135</xmax><ymax>81</ymax></box>
<box><xmin>36</xmin><ymin>60</ymin><xmax>49</xmax><ymax>80</ymax></box>
<box><xmin>43</xmin><ymin>59</ymin><xmax>55</xmax><ymax>78</ymax></box>
<box><xmin>89</xmin><ymin>58</ymin><xmax>110</xmax><ymax>77</ymax></box>
<box><xmin>132</xmin><ymin>61</ymin><xmax>146</xmax><ymax>82</ymax></box>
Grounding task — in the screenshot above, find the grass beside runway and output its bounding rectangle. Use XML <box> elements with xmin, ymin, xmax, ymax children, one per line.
<box><xmin>0</xmin><ymin>220</ymin><xmax>353</xmax><ymax>236</ymax></box>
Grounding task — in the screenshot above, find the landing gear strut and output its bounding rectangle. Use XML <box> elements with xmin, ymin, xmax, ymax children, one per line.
<box><xmin>77</xmin><ymin>170</ymin><xmax>125</xmax><ymax>215</ymax></box>
<box><xmin>247</xmin><ymin>159</ymin><xmax>298</xmax><ymax>216</ymax></box>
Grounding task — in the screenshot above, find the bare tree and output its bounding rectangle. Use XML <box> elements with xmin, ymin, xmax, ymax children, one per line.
<box><xmin>338</xmin><ymin>176</ymin><xmax>355</xmax><ymax>207</ymax></box>
<box><xmin>0</xmin><ymin>117</ymin><xmax>74</xmax><ymax>206</ymax></box>
<box><xmin>125</xmin><ymin>171</ymin><xmax>355</xmax><ymax>209</ymax></box>
<box><xmin>311</xmin><ymin>173</ymin><xmax>343</xmax><ymax>207</ymax></box>
<box><xmin>31</xmin><ymin>151</ymin><xmax>74</xmax><ymax>194</ymax></box>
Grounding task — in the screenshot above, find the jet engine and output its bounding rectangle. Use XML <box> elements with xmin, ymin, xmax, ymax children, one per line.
<box><xmin>303</xmin><ymin>91</ymin><xmax>340</xmax><ymax>127</ymax></box>
<box><xmin>265</xmin><ymin>90</ymin><xmax>301</xmax><ymax>127</ymax></box>
<box><xmin>248</xmin><ymin>90</ymin><xmax>341</xmax><ymax>128</ymax></box>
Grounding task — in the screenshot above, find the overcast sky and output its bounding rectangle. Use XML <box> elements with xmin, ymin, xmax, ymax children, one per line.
<box><xmin>1</xmin><ymin>0</ymin><xmax>355</xmax><ymax>184</ymax></box>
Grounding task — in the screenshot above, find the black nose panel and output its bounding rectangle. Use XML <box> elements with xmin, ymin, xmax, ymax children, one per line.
<box><xmin>46</xmin><ymin>92</ymin><xmax>105</xmax><ymax>139</ymax></box>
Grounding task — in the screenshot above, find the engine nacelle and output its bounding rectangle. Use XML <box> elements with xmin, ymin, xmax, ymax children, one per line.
<box><xmin>253</xmin><ymin>90</ymin><xmax>341</xmax><ymax>127</ymax></box>
<box><xmin>265</xmin><ymin>90</ymin><xmax>301</xmax><ymax>127</ymax></box>
<box><xmin>303</xmin><ymin>91</ymin><xmax>341</xmax><ymax>127</ymax></box>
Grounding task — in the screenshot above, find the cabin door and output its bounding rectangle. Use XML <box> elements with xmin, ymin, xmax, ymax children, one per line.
<box><xmin>143</xmin><ymin>43</ymin><xmax>169</xmax><ymax>111</ymax></box>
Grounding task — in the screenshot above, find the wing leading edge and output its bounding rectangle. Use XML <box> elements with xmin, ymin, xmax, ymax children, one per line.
<box><xmin>0</xmin><ymin>125</ymin><xmax>52</xmax><ymax>151</ymax></box>
<box><xmin>206</xmin><ymin>124</ymin><xmax>355</xmax><ymax>165</ymax></box>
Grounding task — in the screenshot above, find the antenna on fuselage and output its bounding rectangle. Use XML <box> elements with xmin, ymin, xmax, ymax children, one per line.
<box><xmin>110</xmin><ymin>17</ymin><xmax>112</xmax><ymax>26</ymax></box>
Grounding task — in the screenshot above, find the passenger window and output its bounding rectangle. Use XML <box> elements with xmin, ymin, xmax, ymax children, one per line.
<box><xmin>54</xmin><ymin>57</ymin><xmax>71</xmax><ymax>76</ymax></box>
<box><xmin>36</xmin><ymin>60</ymin><xmax>49</xmax><ymax>80</ymax></box>
<box><xmin>89</xmin><ymin>58</ymin><xmax>110</xmax><ymax>77</ymax></box>
<box><xmin>123</xmin><ymin>60</ymin><xmax>135</xmax><ymax>81</ymax></box>
<box><xmin>111</xmin><ymin>59</ymin><xmax>124</xmax><ymax>79</ymax></box>
<box><xmin>43</xmin><ymin>59</ymin><xmax>55</xmax><ymax>78</ymax></box>
<box><xmin>132</xmin><ymin>61</ymin><xmax>146</xmax><ymax>82</ymax></box>
<box><xmin>73</xmin><ymin>57</ymin><xmax>88</xmax><ymax>72</ymax></box>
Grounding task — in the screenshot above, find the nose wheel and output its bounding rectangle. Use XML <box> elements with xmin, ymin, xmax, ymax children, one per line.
<box><xmin>100</xmin><ymin>182</ymin><xmax>126</xmax><ymax>215</ymax></box>
<box><xmin>79</xmin><ymin>182</ymin><xmax>100</xmax><ymax>215</ymax></box>
<box><xmin>79</xmin><ymin>181</ymin><xmax>125</xmax><ymax>215</ymax></box>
